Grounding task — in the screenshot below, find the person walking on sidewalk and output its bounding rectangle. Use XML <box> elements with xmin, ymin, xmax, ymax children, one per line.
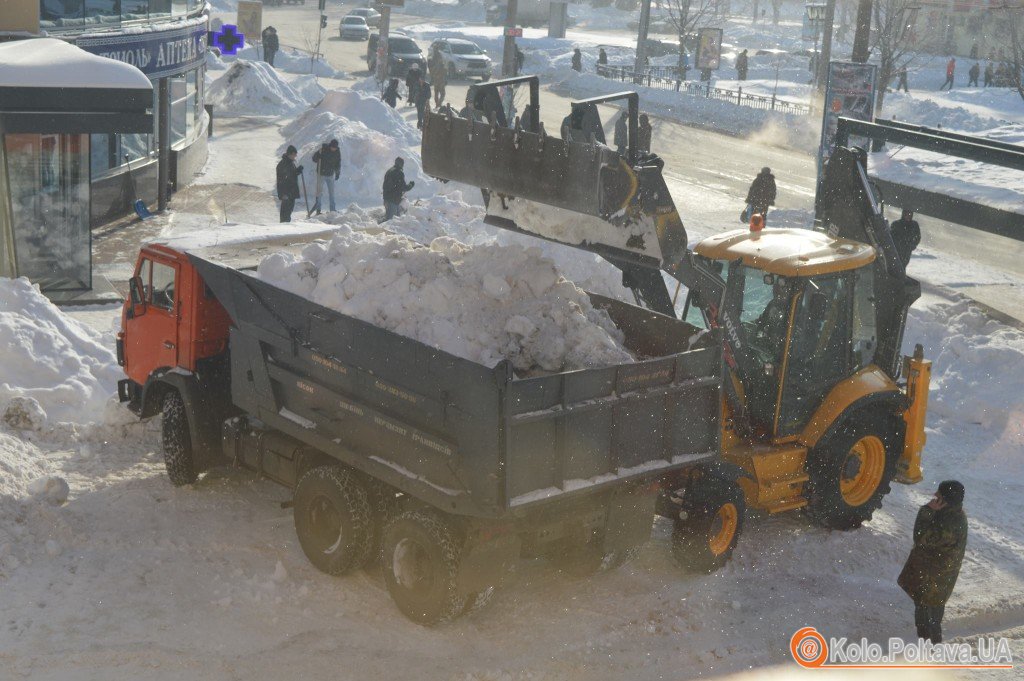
<box><xmin>613</xmin><ymin>111</ymin><xmax>628</xmax><ymax>155</ymax></box>
<box><xmin>571</xmin><ymin>48</ymin><xmax>582</xmax><ymax>72</ymax></box>
<box><xmin>968</xmin><ymin>62</ymin><xmax>980</xmax><ymax>87</ymax></box>
<box><xmin>984</xmin><ymin>62</ymin><xmax>994</xmax><ymax>87</ymax></box>
<box><xmin>890</xmin><ymin>207</ymin><xmax>921</xmax><ymax>267</ymax></box>
<box><xmin>939</xmin><ymin>57</ymin><xmax>956</xmax><ymax>90</ymax></box>
<box><xmin>406</xmin><ymin>63</ymin><xmax>422</xmax><ymax>106</ymax></box>
<box><xmin>896</xmin><ymin>65</ymin><xmax>909</xmax><ymax>93</ymax></box>
<box><xmin>381</xmin><ymin>157</ymin><xmax>414</xmax><ymax>222</ymax></box>
<box><xmin>275</xmin><ymin>145</ymin><xmax>303</xmax><ymax>222</ymax></box>
<box><xmin>262</xmin><ymin>26</ymin><xmax>279</xmax><ymax>67</ymax></box>
<box><xmin>898</xmin><ymin>481</ymin><xmax>968</xmax><ymax>644</ymax></box>
<box><xmin>310</xmin><ymin>139</ymin><xmax>341</xmax><ymax>214</ymax></box>
<box><xmin>415</xmin><ymin>80</ymin><xmax>432</xmax><ymax>129</ymax></box>
<box><xmin>745</xmin><ymin>167</ymin><xmax>776</xmax><ymax>224</ymax></box>
<box><xmin>736</xmin><ymin>49</ymin><xmax>749</xmax><ymax>81</ymax></box>
<box><xmin>430</xmin><ymin>47</ymin><xmax>447</xmax><ymax>109</ymax></box>
<box><xmin>637</xmin><ymin>113</ymin><xmax>653</xmax><ymax>154</ymax></box>
<box><xmin>383</xmin><ymin>78</ymin><xmax>400</xmax><ymax>107</ymax></box>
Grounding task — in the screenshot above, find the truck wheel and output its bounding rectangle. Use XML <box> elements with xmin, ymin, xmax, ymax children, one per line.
<box><xmin>293</xmin><ymin>466</ymin><xmax>371</xmax><ymax>575</ymax></box>
<box><xmin>805</xmin><ymin>413</ymin><xmax>900</xmax><ymax>530</ymax></box>
<box><xmin>382</xmin><ymin>511</ymin><xmax>466</xmax><ymax>625</ymax></box>
<box><xmin>161</xmin><ymin>391</ymin><xmax>197</xmax><ymax>486</ymax></box>
<box><xmin>360</xmin><ymin>479</ymin><xmax>398</xmax><ymax>568</ymax></box>
<box><xmin>671</xmin><ymin>483</ymin><xmax>745</xmax><ymax>574</ymax></box>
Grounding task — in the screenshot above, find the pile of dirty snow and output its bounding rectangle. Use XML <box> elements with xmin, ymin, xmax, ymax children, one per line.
<box><xmin>255</xmin><ymin>226</ymin><xmax>634</xmax><ymax>372</ymax></box>
<box><xmin>0</xmin><ymin>278</ymin><xmax>121</xmax><ymax>426</ymax></box>
<box><xmin>279</xmin><ymin>109</ymin><xmax>432</xmax><ymax>206</ymax></box>
<box><xmin>207</xmin><ymin>60</ymin><xmax>308</xmax><ymax>116</ymax></box>
<box><xmin>312</xmin><ymin>89</ymin><xmax>421</xmax><ymax>145</ymax></box>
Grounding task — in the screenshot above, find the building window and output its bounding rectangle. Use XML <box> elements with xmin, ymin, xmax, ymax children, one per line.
<box><xmin>3</xmin><ymin>133</ymin><xmax>91</xmax><ymax>290</ymax></box>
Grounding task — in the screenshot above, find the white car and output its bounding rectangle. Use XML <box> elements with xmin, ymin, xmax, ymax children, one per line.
<box><xmin>430</xmin><ymin>38</ymin><xmax>492</xmax><ymax>81</ymax></box>
<box><xmin>348</xmin><ymin>7</ymin><xmax>381</xmax><ymax>27</ymax></box>
<box><xmin>339</xmin><ymin>15</ymin><xmax>370</xmax><ymax>41</ymax></box>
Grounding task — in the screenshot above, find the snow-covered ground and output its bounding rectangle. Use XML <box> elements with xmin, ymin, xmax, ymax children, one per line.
<box><xmin>2</xmin><ymin>5</ymin><xmax>1024</xmax><ymax>677</ymax></box>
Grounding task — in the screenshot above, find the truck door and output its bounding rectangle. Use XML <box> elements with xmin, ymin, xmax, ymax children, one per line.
<box><xmin>125</xmin><ymin>256</ymin><xmax>180</xmax><ymax>381</ymax></box>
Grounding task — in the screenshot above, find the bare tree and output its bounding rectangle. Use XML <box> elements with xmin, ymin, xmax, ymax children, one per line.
<box><xmin>770</xmin><ymin>0</ymin><xmax>783</xmax><ymax>25</ymax></box>
<box><xmin>656</xmin><ymin>0</ymin><xmax>719</xmax><ymax>74</ymax></box>
<box><xmin>997</xmin><ymin>2</ymin><xmax>1024</xmax><ymax>102</ymax></box>
<box><xmin>869</xmin><ymin>0</ymin><xmax>918</xmax><ymax>112</ymax></box>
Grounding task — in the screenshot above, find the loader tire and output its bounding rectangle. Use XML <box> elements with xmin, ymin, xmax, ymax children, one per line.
<box><xmin>293</xmin><ymin>465</ymin><xmax>372</xmax><ymax>575</ymax></box>
<box><xmin>805</xmin><ymin>412</ymin><xmax>901</xmax><ymax>530</ymax></box>
<box><xmin>671</xmin><ymin>482</ymin><xmax>745</xmax><ymax>574</ymax></box>
<box><xmin>382</xmin><ymin>510</ymin><xmax>467</xmax><ymax>625</ymax></box>
<box><xmin>161</xmin><ymin>391</ymin><xmax>197</xmax><ymax>487</ymax></box>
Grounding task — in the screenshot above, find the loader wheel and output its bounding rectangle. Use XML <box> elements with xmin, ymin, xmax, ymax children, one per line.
<box><xmin>382</xmin><ymin>510</ymin><xmax>467</xmax><ymax>625</ymax></box>
<box><xmin>293</xmin><ymin>465</ymin><xmax>372</xmax><ymax>575</ymax></box>
<box><xmin>805</xmin><ymin>413</ymin><xmax>901</xmax><ymax>530</ymax></box>
<box><xmin>671</xmin><ymin>483</ymin><xmax>745</xmax><ymax>574</ymax></box>
<box><xmin>161</xmin><ymin>391</ymin><xmax>197</xmax><ymax>486</ymax></box>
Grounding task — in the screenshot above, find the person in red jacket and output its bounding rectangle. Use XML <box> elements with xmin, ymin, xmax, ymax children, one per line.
<box><xmin>939</xmin><ymin>57</ymin><xmax>956</xmax><ymax>90</ymax></box>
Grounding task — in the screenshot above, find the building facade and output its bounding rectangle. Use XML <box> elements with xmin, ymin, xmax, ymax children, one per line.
<box><xmin>2</xmin><ymin>0</ymin><xmax>209</xmax><ymax>230</ymax></box>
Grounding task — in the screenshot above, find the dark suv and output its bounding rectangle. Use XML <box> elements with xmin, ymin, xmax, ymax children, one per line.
<box><xmin>367</xmin><ymin>33</ymin><xmax>427</xmax><ymax>76</ymax></box>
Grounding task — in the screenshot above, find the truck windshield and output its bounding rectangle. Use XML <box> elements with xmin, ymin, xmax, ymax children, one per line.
<box><xmin>452</xmin><ymin>43</ymin><xmax>482</xmax><ymax>55</ymax></box>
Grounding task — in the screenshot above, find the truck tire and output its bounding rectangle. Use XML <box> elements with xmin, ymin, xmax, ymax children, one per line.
<box><xmin>382</xmin><ymin>510</ymin><xmax>467</xmax><ymax>625</ymax></box>
<box><xmin>293</xmin><ymin>466</ymin><xmax>372</xmax><ymax>575</ymax></box>
<box><xmin>161</xmin><ymin>391</ymin><xmax>197</xmax><ymax>486</ymax></box>
<box><xmin>360</xmin><ymin>479</ymin><xmax>399</xmax><ymax>568</ymax></box>
<box><xmin>671</xmin><ymin>482</ymin><xmax>745</xmax><ymax>574</ymax></box>
<box><xmin>805</xmin><ymin>412</ymin><xmax>901</xmax><ymax>530</ymax></box>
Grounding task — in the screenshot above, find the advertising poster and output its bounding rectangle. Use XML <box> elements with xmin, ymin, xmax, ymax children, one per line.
<box><xmin>817</xmin><ymin>60</ymin><xmax>878</xmax><ymax>180</ymax></box>
<box><xmin>695</xmin><ymin>28</ymin><xmax>723</xmax><ymax>70</ymax></box>
<box><xmin>236</xmin><ymin>1</ymin><xmax>263</xmax><ymax>43</ymax></box>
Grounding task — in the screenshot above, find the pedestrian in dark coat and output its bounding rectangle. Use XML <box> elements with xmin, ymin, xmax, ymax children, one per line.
<box><xmin>598</xmin><ymin>48</ymin><xmax>608</xmax><ymax>65</ymax></box>
<box><xmin>275</xmin><ymin>145</ymin><xmax>303</xmax><ymax>222</ymax></box>
<box><xmin>637</xmin><ymin>113</ymin><xmax>653</xmax><ymax>153</ymax></box>
<box><xmin>381</xmin><ymin>157</ymin><xmax>414</xmax><ymax>222</ymax></box>
<box><xmin>516</xmin><ymin>45</ymin><xmax>525</xmax><ymax>75</ymax></box>
<box><xmin>262</xmin><ymin>27</ymin><xmax>279</xmax><ymax>67</ymax></box>
<box><xmin>896</xmin><ymin>65</ymin><xmax>909</xmax><ymax>92</ymax></box>
<box><xmin>898</xmin><ymin>481</ymin><xmax>968</xmax><ymax>643</ymax></box>
<box><xmin>968</xmin><ymin>62</ymin><xmax>980</xmax><ymax>86</ymax></box>
<box><xmin>406</xmin><ymin>64</ymin><xmax>422</xmax><ymax>105</ymax></box>
<box><xmin>311</xmin><ymin>139</ymin><xmax>341</xmax><ymax>214</ymax></box>
<box><xmin>415</xmin><ymin>81</ymin><xmax>432</xmax><ymax>129</ymax></box>
<box><xmin>984</xmin><ymin>62</ymin><xmax>994</xmax><ymax>87</ymax></box>
<box><xmin>939</xmin><ymin>57</ymin><xmax>955</xmax><ymax>90</ymax></box>
<box><xmin>736</xmin><ymin>49</ymin><xmax>749</xmax><ymax>81</ymax></box>
<box><xmin>890</xmin><ymin>207</ymin><xmax>921</xmax><ymax>267</ymax></box>
<box><xmin>571</xmin><ymin>48</ymin><xmax>582</xmax><ymax>72</ymax></box>
<box><xmin>745</xmin><ymin>167</ymin><xmax>776</xmax><ymax>223</ymax></box>
<box><xmin>613</xmin><ymin>112</ymin><xmax>628</xmax><ymax>155</ymax></box>
<box><xmin>383</xmin><ymin>78</ymin><xmax>400</xmax><ymax>107</ymax></box>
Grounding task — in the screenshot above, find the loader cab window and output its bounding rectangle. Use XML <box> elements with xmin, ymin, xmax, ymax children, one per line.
<box><xmin>777</xmin><ymin>273</ymin><xmax>854</xmax><ymax>435</ymax></box>
<box><xmin>735</xmin><ymin>266</ymin><xmax>793</xmax><ymax>430</ymax></box>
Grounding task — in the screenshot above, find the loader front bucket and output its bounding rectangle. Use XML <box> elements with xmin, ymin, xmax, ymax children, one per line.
<box><xmin>421</xmin><ymin>80</ymin><xmax>688</xmax><ymax>270</ymax></box>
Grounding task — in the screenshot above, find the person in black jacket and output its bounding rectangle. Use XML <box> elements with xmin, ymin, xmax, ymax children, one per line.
<box><xmin>262</xmin><ymin>26</ymin><xmax>279</xmax><ymax>67</ymax></box>
<box><xmin>890</xmin><ymin>207</ymin><xmax>921</xmax><ymax>267</ymax></box>
<box><xmin>275</xmin><ymin>145</ymin><xmax>303</xmax><ymax>222</ymax></box>
<box><xmin>310</xmin><ymin>139</ymin><xmax>341</xmax><ymax>214</ymax></box>
<box><xmin>381</xmin><ymin>157</ymin><xmax>414</xmax><ymax>222</ymax></box>
<box><xmin>406</xmin><ymin>64</ymin><xmax>422</xmax><ymax>106</ymax></box>
<box><xmin>383</xmin><ymin>78</ymin><xmax>399</xmax><ymax>107</ymax></box>
<box><xmin>745</xmin><ymin>166</ymin><xmax>777</xmax><ymax>224</ymax></box>
<box><xmin>571</xmin><ymin>48</ymin><xmax>582</xmax><ymax>72</ymax></box>
<box><xmin>415</xmin><ymin>81</ymin><xmax>432</xmax><ymax>130</ymax></box>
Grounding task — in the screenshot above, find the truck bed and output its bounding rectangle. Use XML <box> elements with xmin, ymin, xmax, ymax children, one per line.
<box><xmin>191</xmin><ymin>253</ymin><xmax>721</xmax><ymax>519</ymax></box>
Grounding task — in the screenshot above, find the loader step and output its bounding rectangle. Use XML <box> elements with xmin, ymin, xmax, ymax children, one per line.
<box><xmin>763</xmin><ymin>497</ymin><xmax>808</xmax><ymax>514</ymax></box>
<box><xmin>761</xmin><ymin>472</ymin><xmax>809</xmax><ymax>490</ymax></box>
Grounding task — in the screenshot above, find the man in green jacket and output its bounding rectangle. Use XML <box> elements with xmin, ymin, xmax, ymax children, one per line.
<box><xmin>898</xmin><ymin>480</ymin><xmax>968</xmax><ymax>643</ymax></box>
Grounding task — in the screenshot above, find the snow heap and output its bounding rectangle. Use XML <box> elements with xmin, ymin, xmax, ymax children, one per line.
<box><xmin>230</xmin><ymin>43</ymin><xmax>346</xmax><ymax>79</ymax></box>
<box><xmin>207</xmin><ymin>60</ymin><xmax>309</xmax><ymax>116</ymax></box>
<box><xmin>279</xmin><ymin>105</ymin><xmax>432</xmax><ymax>206</ymax></box>
<box><xmin>0</xmin><ymin>278</ymin><xmax>121</xmax><ymax>426</ymax></box>
<box><xmin>255</xmin><ymin>223</ymin><xmax>635</xmax><ymax>373</ymax></box>
<box><xmin>313</xmin><ymin>89</ymin><xmax>421</xmax><ymax>146</ymax></box>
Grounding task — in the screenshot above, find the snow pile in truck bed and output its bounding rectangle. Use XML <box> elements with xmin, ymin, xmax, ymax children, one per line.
<box><xmin>207</xmin><ymin>60</ymin><xmax>308</xmax><ymax>116</ymax></box>
<box><xmin>279</xmin><ymin>109</ymin><xmax>432</xmax><ymax>206</ymax></box>
<box><xmin>255</xmin><ymin>226</ymin><xmax>635</xmax><ymax>372</ymax></box>
<box><xmin>0</xmin><ymin>278</ymin><xmax>121</xmax><ymax>426</ymax></box>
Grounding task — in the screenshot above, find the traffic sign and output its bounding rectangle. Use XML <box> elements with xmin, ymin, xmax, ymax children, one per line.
<box><xmin>505</xmin><ymin>27</ymin><xmax>523</xmax><ymax>37</ymax></box>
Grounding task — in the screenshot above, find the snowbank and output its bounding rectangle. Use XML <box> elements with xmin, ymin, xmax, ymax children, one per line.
<box><xmin>312</xmin><ymin>89</ymin><xmax>421</xmax><ymax>146</ymax></box>
<box><xmin>0</xmin><ymin>278</ymin><xmax>121</xmax><ymax>426</ymax></box>
<box><xmin>207</xmin><ymin>60</ymin><xmax>309</xmax><ymax>116</ymax></box>
<box><xmin>229</xmin><ymin>43</ymin><xmax>346</xmax><ymax>79</ymax></box>
<box><xmin>279</xmin><ymin>108</ymin><xmax>432</xmax><ymax>206</ymax></box>
<box><xmin>256</xmin><ymin>224</ymin><xmax>634</xmax><ymax>373</ymax></box>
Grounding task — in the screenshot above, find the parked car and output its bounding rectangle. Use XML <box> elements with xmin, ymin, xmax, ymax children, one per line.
<box><xmin>368</xmin><ymin>33</ymin><xmax>426</xmax><ymax>76</ymax></box>
<box><xmin>340</xmin><ymin>15</ymin><xmax>370</xmax><ymax>41</ymax></box>
<box><xmin>348</xmin><ymin>7</ymin><xmax>380</xmax><ymax>27</ymax></box>
<box><xmin>429</xmin><ymin>38</ymin><xmax>492</xmax><ymax>81</ymax></box>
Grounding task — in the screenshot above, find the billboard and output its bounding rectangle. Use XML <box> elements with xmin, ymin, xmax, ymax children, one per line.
<box><xmin>695</xmin><ymin>28</ymin><xmax>723</xmax><ymax>70</ymax></box>
<box><xmin>236</xmin><ymin>1</ymin><xmax>263</xmax><ymax>42</ymax></box>
<box><xmin>817</xmin><ymin>61</ymin><xmax>878</xmax><ymax>182</ymax></box>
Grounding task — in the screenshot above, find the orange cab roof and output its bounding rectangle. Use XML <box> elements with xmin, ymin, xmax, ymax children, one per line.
<box><xmin>694</xmin><ymin>227</ymin><xmax>876</xmax><ymax>277</ymax></box>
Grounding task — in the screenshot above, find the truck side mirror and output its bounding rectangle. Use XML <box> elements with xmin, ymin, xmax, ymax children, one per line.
<box><xmin>128</xmin><ymin>276</ymin><xmax>146</xmax><ymax>318</ymax></box>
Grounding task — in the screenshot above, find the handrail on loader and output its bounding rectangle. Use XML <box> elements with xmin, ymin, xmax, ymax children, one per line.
<box><xmin>571</xmin><ymin>91</ymin><xmax>639</xmax><ymax>165</ymax></box>
<box><xmin>468</xmin><ymin>74</ymin><xmax>540</xmax><ymax>133</ymax></box>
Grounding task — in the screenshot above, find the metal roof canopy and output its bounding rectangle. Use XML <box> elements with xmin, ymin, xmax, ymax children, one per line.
<box><xmin>832</xmin><ymin>117</ymin><xmax>1024</xmax><ymax>241</ymax></box>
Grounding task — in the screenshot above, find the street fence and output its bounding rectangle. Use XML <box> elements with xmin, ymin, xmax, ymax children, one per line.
<box><xmin>595</xmin><ymin>64</ymin><xmax>815</xmax><ymax>117</ymax></box>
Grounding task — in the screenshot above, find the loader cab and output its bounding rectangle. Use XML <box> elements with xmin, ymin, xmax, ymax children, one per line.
<box><xmin>692</xmin><ymin>228</ymin><xmax>878</xmax><ymax>440</ymax></box>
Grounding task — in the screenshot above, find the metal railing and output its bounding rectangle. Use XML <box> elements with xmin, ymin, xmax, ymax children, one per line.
<box><xmin>595</xmin><ymin>64</ymin><xmax>814</xmax><ymax>117</ymax></box>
